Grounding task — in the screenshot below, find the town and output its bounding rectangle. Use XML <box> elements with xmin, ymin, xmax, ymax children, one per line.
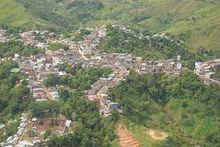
<box><xmin>0</xmin><ymin>24</ymin><xmax>209</xmax><ymax>147</ymax></box>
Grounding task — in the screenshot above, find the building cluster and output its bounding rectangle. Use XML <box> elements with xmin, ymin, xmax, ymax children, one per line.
<box><xmin>76</xmin><ymin>26</ymin><xmax>183</xmax><ymax>117</ymax></box>
<box><xmin>1</xmin><ymin>113</ymin><xmax>71</xmax><ymax>147</ymax></box>
<box><xmin>2</xmin><ymin>113</ymin><xmax>27</xmax><ymax>147</ymax></box>
<box><xmin>112</xmin><ymin>24</ymin><xmax>134</xmax><ymax>34</ymax></box>
<box><xmin>135</xmin><ymin>59</ymin><xmax>182</xmax><ymax>75</ymax></box>
<box><xmin>19</xmin><ymin>30</ymin><xmax>57</xmax><ymax>49</ymax></box>
<box><xmin>78</xmin><ymin>27</ymin><xmax>107</xmax><ymax>60</ymax></box>
<box><xmin>3</xmin><ymin>47</ymin><xmax>82</xmax><ymax>102</ymax></box>
<box><xmin>0</xmin><ymin>25</ymin><xmax>185</xmax><ymax>146</ymax></box>
<box><xmin>19</xmin><ymin>31</ymin><xmax>45</xmax><ymax>48</ymax></box>
<box><xmin>194</xmin><ymin>59</ymin><xmax>220</xmax><ymax>85</ymax></box>
<box><xmin>0</xmin><ymin>25</ymin><xmax>183</xmax><ymax>113</ymax></box>
<box><xmin>85</xmin><ymin>68</ymin><xmax>129</xmax><ymax>116</ymax></box>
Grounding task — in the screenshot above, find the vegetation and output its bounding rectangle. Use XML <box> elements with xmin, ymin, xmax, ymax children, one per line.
<box><xmin>44</xmin><ymin>63</ymin><xmax>112</xmax><ymax>91</ymax></box>
<box><xmin>32</xmin><ymin>64</ymin><xmax>116</xmax><ymax>147</ymax></box>
<box><xmin>211</xmin><ymin>66</ymin><xmax>220</xmax><ymax>81</ymax></box>
<box><xmin>99</xmin><ymin>26</ymin><xmax>186</xmax><ymax>59</ymax></box>
<box><xmin>1</xmin><ymin>1</ymin><xmax>220</xmax><ymax>146</ymax></box>
<box><xmin>0</xmin><ymin>61</ymin><xmax>31</xmax><ymax>141</ymax></box>
<box><xmin>109</xmin><ymin>71</ymin><xmax>220</xmax><ymax>146</ymax></box>
<box><xmin>0</xmin><ymin>41</ymin><xmax>44</xmax><ymax>58</ymax></box>
<box><xmin>1</xmin><ymin>0</ymin><xmax>220</xmax><ymax>52</ymax></box>
<box><xmin>0</xmin><ymin>0</ymin><xmax>31</xmax><ymax>27</ymax></box>
<box><xmin>46</xmin><ymin>96</ymin><xmax>117</xmax><ymax>147</ymax></box>
<box><xmin>32</xmin><ymin>31</ymin><xmax>47</xmax><ymax>42</ymax></box>
<box><xmin>28</xmin><ymin>101</ymin><xmax>61</xmax><ymax>119</ymax></box>
<box><xmin>99</xmin><ymin>26</ymin><xmax>220</xmax><ymax>69</ymax></box>
<box><xmin>0</xmin><ymin>61</ymin><xmax>114</xmax><ymax>145</ymax></box>
<box><xmin>72</xmin><ymin>28</ymin><xmax>92</xmax><ymax>41</ymax></box>
<box><xmin>0</xmin><ymin>25</ymin><xmax>23</xmax><ymax>37</ymax></box>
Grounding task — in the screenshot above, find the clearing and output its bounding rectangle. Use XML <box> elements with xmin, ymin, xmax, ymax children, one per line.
<box><xmin>117</xmin><ymin>125</ymin><xmax>141</xmax><ymax>147</ymax></box>
<box><xmin>145</xmin><ymin>129</ymin><xmax>168</xmax><ymax>141</ymax></box>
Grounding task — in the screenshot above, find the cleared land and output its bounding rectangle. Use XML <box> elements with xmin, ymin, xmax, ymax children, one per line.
<box><xmin>117</xmin><ymin>125</ymin><xmax>141</xmax><ymax>147</ymax></box>
<box><xmin>145</xmin><ymin>129</ymin><xmax>168</xmax><ymax>141</ymax></box>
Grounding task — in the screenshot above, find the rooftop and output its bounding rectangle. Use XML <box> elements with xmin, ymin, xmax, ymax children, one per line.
<box><xmin>10</xmin><ymin>68</ymin><xmax>21</xmax><ymax>73</ymax></box>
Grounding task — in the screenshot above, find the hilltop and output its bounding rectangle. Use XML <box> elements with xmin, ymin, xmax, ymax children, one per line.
<box><xmin>1</xmin><ymin>0</ymin><xmax>220</xmax><ymax>52</ymax></box>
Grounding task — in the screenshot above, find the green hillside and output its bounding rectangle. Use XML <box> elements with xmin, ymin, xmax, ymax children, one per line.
<box><xmin>109</xmin><ymin>71</ymin><xmax>220</xmax><ymax>146</ymax></box>
<box><xmin>1</xmin><ymin>0</ymin><xmax>220</xmax><ymax>51</ymax></box>
<box><xmin>0</xmin><ymin>0</ymin><xmax>30</xmax><ymax>26</ymax></box>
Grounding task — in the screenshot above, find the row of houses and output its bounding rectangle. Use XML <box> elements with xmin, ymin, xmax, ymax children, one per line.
<box><xmin>19</xmin><ymin>30</ymin><xmax>58</xmax><ymax>49</ymax></box>
<box><xmin>2</xmin><ymin>113</ymin><xmax>27</xmax><ymax>147</ymax></box>
<box><xmin>78</xmin><ymin>27</ymin><xmax>107</xmax><ymax>59</ymax></box>
<box><xmin>1</xmin><ymin>114</ymin><xmax>72</xmax><ymax>147</ymax></box>
<box><xmin>194</xmin><ymin>59</ymin><xmax>220</xmax><ymax>85</ymax></box>
<box><xmin>135</xmin><ymin>60</ymin><xmax>182</xmax><ymax>75</ymax></box>
<box><xmin>85</xmin><ymin>68</ymin><xmax>129</xmax><ymax>116</ymax></box>
<box><xmin>20</xmin><ymin>31</ymin><xmax>46</xmax><ymax>48</ymax></box>
<box><xmin>15</xmin><ymin>50</ymin><xmax>73</xmax><ymax>101</ymax></box>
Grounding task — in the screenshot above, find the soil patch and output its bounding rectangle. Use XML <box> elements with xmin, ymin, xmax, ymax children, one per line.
<box><xmin>117</xmin><ymin>125</ymin><xmax>141</xmax><ymax>147</ymax></box>
<box><xmin>145</xmin><ymin>129</ymin><xmax>168</xmax><ymax>140</ymax></box>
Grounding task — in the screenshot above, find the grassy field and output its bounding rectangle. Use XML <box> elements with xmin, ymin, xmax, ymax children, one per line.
<box><xmin>0</xmin><ymin>0</ymin><xmax>31</xmax><ymax>26</ymax></box>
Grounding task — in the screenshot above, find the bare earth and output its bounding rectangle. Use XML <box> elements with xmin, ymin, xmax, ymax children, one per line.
<box><xmin>145</xmin><ymin>129</ymin><xmax>168</xmax><ymax>140</ymax></box>
<box><xmin>117</xmin><ymin>125</ymin><xmax>141</xmax><ymax>147</ymax></box>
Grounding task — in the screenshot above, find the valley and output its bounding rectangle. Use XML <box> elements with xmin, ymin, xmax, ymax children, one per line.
<box><xmin>0</xmin><ymin>1</ymin><xmax>220</xmax><ymax>147</ymax></box>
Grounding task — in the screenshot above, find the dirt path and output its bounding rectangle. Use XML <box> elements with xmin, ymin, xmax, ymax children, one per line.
<box><xmin>117</xmin><ymin>125</ymin><xmax>141</xmax><ymax>147</ymax></box>
<box><xmin>145</xmin><ymin>129</ymin><xmax>168</xmax><ymax>140</ymax></box>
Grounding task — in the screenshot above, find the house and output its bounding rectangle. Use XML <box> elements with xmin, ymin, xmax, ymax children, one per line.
<box><xmin>108</xmin><ymin>102</ymin><xmax>118</xmax><ymax>109</ymax></box>
<box><xmin>65</xmin><ymin>120</ymin><xmax>72</xmax><ymax>128</ymax></box>
<box><xmin>53</xmin><ymin>56</ymin><xmax>62</xmax><ymax>66</ymax></box>
<box><xmin>58</xmin><ymin>71</ymin><xmax>67</xmax><ymax>76</ymax></box>
<box><xmin>33</xmin><ymin>92</ymin><xmax>45</xmax><ymax>100</ymax></box>
<box><xmin>16</xmin><ymin>140</ymin><xmax>34</xmax><ymax>147</ymax></box>
<box><xmin>51</xmin><ymin>91</ymin><xmax>59</xmax><ymax>100</ymax></box>
<box><xmin>177</xmin><ymin>63</ymin><xmax>182</xmax><ymax>69</ymax></box>
<box><xmin>14</xmin><ymin>54</ymin><xmax>20</xmax><ymax>59</ymax></box>
<box><xmin>0</xmin><ymin>124</ymin><xmax>6</xmax><ymax>130</ymax></box>
<box><xmin>22</xmin><ymin>65</ymin><xmax>34</xmax><ymax>76</ymax></box>
<box><xmin>136</xmin><ymin>57</ymin><xmax>143</xmax><ymax>62</ymax></box>
<box><xmin>85</xmin><ymin>94</ymin><xmax>98</xmax><ymax>101</ymax></box>
<box><xmin>205</xmin><ymin>72</ymin><xmax>215</xmax><ymax>79</ymax></box>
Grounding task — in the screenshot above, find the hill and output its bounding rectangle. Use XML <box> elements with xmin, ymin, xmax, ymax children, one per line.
<box><xmin>1</xmin><ymin>0</ymin><xmax>220</xmax><ymax>51</ymax></box>
<box><xmin>109</xmin><ymin>71</ymin><xmax>220</xmax><ymax>146</ymax></box>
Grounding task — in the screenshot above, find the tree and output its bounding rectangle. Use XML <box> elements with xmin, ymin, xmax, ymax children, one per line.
<box><xmin>44</xmin><ymin>129</ymin><xmax>52</xmax><ymax>139</ymax></box>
